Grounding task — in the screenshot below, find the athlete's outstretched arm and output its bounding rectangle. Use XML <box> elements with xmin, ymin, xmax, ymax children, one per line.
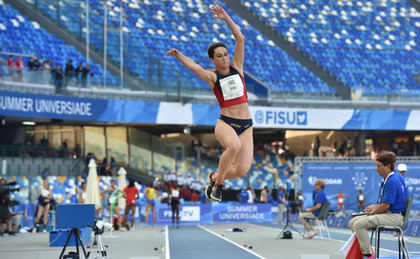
<box><xmin>166</xmin><ymin>49</ymin><xmax>214</xmax><ymax>86</ymax></box>
<box><xmin>210</xmin><ymin>4</ymin><xmax>244</xmax><ymax>73</ymax></box>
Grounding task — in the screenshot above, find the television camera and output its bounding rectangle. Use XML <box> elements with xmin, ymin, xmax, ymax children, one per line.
<box><xmin>0</xmin><ymin>181</ymin><xmax>20</xmax><ymax>206</ymax></box>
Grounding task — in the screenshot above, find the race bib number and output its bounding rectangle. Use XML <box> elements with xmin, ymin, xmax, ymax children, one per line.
<box><xmin>220</xmin><ymin>74</ymin><xmax>244</xmax><ymax>101</ymax></box>
<box><xmin>338</xmin><ymin>198</ymin><xmax>344</xmax><ymax>203</ymax></box>
<box><xmin>172</xmin><ymin>190</ymin><xmax>180</xmax><ymax>198</ymax></box>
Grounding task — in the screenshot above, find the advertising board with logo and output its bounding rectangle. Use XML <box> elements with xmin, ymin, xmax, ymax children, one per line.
<box><xmin>301</xmin><ymin>163</ymin><xmax>420</xmax><ymax>212</ymax></box>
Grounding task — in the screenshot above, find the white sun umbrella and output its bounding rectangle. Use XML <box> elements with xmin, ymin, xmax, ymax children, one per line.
<box><xmin>117</xmin><ymin>167</ymin><xmax>127</xmax><ymax>210</ymax></box>
<box><xmin>85</xmin><ymin>159</ymin><xmax>101</xmax><ymax>210</ymax></box>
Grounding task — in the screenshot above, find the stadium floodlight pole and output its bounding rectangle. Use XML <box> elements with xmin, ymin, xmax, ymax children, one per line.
<box><xmin>120</xmin><ymin>0</ymin><xmax>123</xmax><ymax>88</ymax></box>
<box><xmin>104</xmin><ymin>0</ymin><xmax>107</xmax><ymax>88</ymax></box>
<box><xmin>86</xmin><ymin>0</ymin><xmax>89</xmax><ymax>63</ymax></box>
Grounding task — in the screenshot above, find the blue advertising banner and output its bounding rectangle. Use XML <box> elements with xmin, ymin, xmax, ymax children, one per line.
<box><xmin>212</xmin><ymin>203</ymin><xmax>272</xmax><ymax>223</ymax></box>
<box><xmin>3</xmin><ymin>90</ymin><xmax>420</xmax><ymax>130</ymax></box>
<box><xmin>145</xmin><ymin>203</ymin><xmax>212</xmax><ymax>225</ymax></box>
<box><xmin>301</xmin><ymin>163</ymin><xmax>420</xmax><ymax>212</ymax></box>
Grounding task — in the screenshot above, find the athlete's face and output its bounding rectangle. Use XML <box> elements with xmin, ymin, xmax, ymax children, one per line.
<box><xmin>211</xmin><ymin>47</ymin><xmax>229</xmax><ymax>68</ymax></box>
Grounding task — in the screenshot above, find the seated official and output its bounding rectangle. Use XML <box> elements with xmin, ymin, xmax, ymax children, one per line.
<box><xmin>349</xmin><ymin>151</ymin><xmax>408</xmax><ymax>259</ymax></box>
<box><xmin>298</xmin><ymin>179</ymin><xmax>328</xmax><ymax>239</ymax></box>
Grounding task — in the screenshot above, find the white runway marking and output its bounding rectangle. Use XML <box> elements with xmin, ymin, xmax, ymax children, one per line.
<box><xmin>165</xmin><ymin>225</ymin><xmax>170</xmax><ymax>259</ymax></box>
<box><xmin>244</xmin><ymin>223</ymin><xmax>419</xmax><ymax>255</ymax></box>
<box><xmin>197</xmin><ymin>225</ymin><xmax>268</xmax><ymax>259</ymax></box>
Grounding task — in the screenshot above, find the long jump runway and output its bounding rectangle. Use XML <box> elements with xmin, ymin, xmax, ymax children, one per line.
<box><xmin>167</xmin><ymin>223</ymin><xmax>420</xmax><ymax>259</ymax></box>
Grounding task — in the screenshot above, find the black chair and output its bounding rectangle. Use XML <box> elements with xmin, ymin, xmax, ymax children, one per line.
<box><xmin>370</xmin><ymin>195</ymin><xmax>414</xmax><ymax>259</ymax></box>
<box><xmin>303</xmin><ymin>202</ymin><xmax>331</xmax><ymax>239</ymax></box>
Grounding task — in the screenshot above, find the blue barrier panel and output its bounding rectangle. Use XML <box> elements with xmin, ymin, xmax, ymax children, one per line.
<box><xmin>212</xmin><ymin>203</ymin><xmax>272</xmax><ymax>223</ymax></box>
<box><xmin>147</xmin><ymin>203</ymin><xmax>212</xmax><ymax>225</ymax></box>
<box><xmin>56</xmin><ymin>204</ymin><xmax>94</xmax><ymax>229</ymax></box>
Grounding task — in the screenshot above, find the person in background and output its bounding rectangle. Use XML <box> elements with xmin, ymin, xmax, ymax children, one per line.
<box><xmin>247</xmin><ymin>187</ymin><xmax>255</xmax><ymax>203</ymax></box>
<box><xmin>144</xmin><ymin>183</ymin><xmax>159</xmax><ymax>226</ymax></box>
<box><xmin>41</xmin><ymin>167</ymin><xmax>49</xmax><ymax>180</ymax></box>
<box><xmin>169</xmin><ymin>182</ymin><xmax>181</xmax><ymax>228</ymax></box>
<box><xmin>33</xmin><ymin>179</ymin><xmax>53</xmax><ymax>233</ymax></box>
<box><xmin>357</xmin><ymin>189</ymin><xmax>366</xmax><ymax>213</ymax></box>
<box><xmin>299</xmin><ymin>179</ymin><xmax>328</xmax><ymax>239</ymax></box>
<box><xmin>277</xmin><ymin>185</ymin><xmax>287</xmax><ymax>225</ymax></box>
<box><xmin>78</xmin><ymin>181</ymin><xmax>87</xmax><ymax>204</ymax></box>
<box><xmin>81</xmin><ymin>64</ymin><xmax>93</xmax><ymax>87</ymax></box>
<box><xmin>64</xmin><ymin>59</ymin><xmax>74</xmax><ymax>87</ymax></box>
<box><xmin>102</xmin><ymin>179</ymin><xmax>125</xmax><ymax>231</ymax></box>
<box><xmin>54</xmin><ymin>64</ymin><xmax>64</xmax><ymax>93</ymax></box>
<box><xmin>335</xmin><ymin>189</ymin><xmax>347</xmax><ymax>217</ymax></box>
<box><xmin>295</xmin><ymin>190</ymin><xmax>307</xmax><ymax>213</ymax></box>
<box><xmin>123</xmin><ymin>179</ymin><xmax>139</xmax><ymax>229</ymax></box>
<box><xmin>260</xmin><ymin>186</ymin><xmax>268</xmax><ymax>203</ymax></box>
<box><xmin>349</xmin><ymin>151</ymin><xmax>408</xmax><ymax>259</ymax></box>
<box><xmin>396</xmin><ymin>163</ymin><xmax>407</xmax><ymax>177</ymax></box>
<box><xmin>15</xmin><ymin>55</ymin><xmax>24</xmax><ymax>82</ymax></box>
<box><xmin>190</xmin><ymin>190</ymin><xmax>199</xmax><ymax>203</ymax></box>
<box><xmin>237</xmin><ymin>187</ymin><xmax>249</xmax><ymax>204</ymax></box>
<box><xmin>7</xmin><ymin>55</ymin><xmax>14</xmax><ymax>79</ymax></box>
<box><xmin>75</xmin><ymin>63</ymin><xmax>83</xmax><ymax>87</ymax></box>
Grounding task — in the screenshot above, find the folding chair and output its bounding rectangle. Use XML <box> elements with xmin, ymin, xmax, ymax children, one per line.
<box><xmin>303</xmin><ymin>202</ymin><xmax>331</xmax><ymax>239</ymax></box>
<box><xmin>370</xmin><ymin>195</ymin><xmax>414</xmax><ymax>259</ymax></box>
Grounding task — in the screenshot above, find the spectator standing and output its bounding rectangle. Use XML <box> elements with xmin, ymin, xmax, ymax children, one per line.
<box><xmin>347</xmin><ymin>137</ymin><xmax>353</xmax><ymax>156</ymax></box>
<box><xmin>260</xmin><ymin>186</ymin><xmax>268</xmax><ymax>203</ymax></box>
<box><xmin>81</xmin><ymin>64</ymin><xmax>92</xmax><ymax>87</ymax></box>
<box><xmin>313</xmin><ymin>136</ymin><xmax>320</xmax><ymax>157</ymax></box>
<box><xmin>75</xmin><ymin>63</ymin><xmax>83</xmax><ymax>87</ymax></box>
<box><xmin>15</xmin><ymin>55</ymin><xmax>24</xmax><ymax>82</ymax></box>
<box><xmin>299</xmin><ymin>179</ymin><xmax>328</xmax><ymax>239</ymax></box>
<box><xmin>190</xmin><ymin>190</ymin><xmax>199</xmax><ymax>203</ymax></box>
<box><xmin>64</xmin><ymin>59</ymin><xmax>74</xmax><ymax>87</ymax></box>
<box><xmin>54</xmin><ymin>64</ymin><xmax>64</xmax><ymax>93</ymax></box>
<box><xmin>247</xmin><ymin>187</ymin><xmax>255</xmax><ymax>203</ymax></box>
<box><xmin>123</xmin><ymin>179</ymin><xmax>139</xmax><ymax>229</ymax></box>
<box><xmin>110</xmin><ymin>157</ymin><xmax>117</xmax><ymax>176</ymax></box>
<box><xmin>7</xmin><ymin>55</ymin><xmax>13</xmax><ymax>79</ymax></box>
<box><xmin>277</xmin><ymin>185</ymin><xmax>287</xmax><ymax>225</ymax></box>
<box><xmin>237</xmin><ymin>187</ymin><xmax>249</xmax><ymax>203</ymax></box>
<box><xmin>41</xmin><ymin>167</ymin><xmax>49</xmax><ymax>179</ymax></box>
<box><xmin>176</xmin><ymin>173</ymin><xmax>184</xmax><ymax>188</ymax></box>
<box><xmin>180</xmin><ymin>184</ymin><xmax>190</xmax><ymax>201</ymax></box>
<box><xmin>163</xmin><ymin>172</ymin><xmax>170</xmax><ymax>185</ymax></box>
<box><xmin>185</xmin><ymin>173</ymin><xmax>194</xmax><ymax>188</ymax></box>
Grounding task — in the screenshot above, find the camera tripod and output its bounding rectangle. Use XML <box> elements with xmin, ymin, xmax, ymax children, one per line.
<box><xmin>86</xmin><ymin>224</ymin><xmax>107</xmax><ymax>259</ymax></box>
<box><xmin>276</xmin><ymin>198</ymin><xmax>303</xmax><ymax>239</ymax></box>
<box><xmin>58</xmin><ymin>228</ymin><xmax>88</xmax><ymax>259</ymax></box>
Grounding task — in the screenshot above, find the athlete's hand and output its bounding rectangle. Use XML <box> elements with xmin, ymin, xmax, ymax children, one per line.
<box><xmin>210</xmin><ymin>4</ymin><xmax>228</xmax><ymax>21</ymax></box>
<box><xmin>166</xmin><ymin>49</ymin><xmax>179</xmax><ymax>57</ymax></box>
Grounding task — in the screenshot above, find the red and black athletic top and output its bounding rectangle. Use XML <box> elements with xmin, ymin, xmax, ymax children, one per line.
<box><xmin>212</xmin><ymin>66</ymin><xmax>248</xmax><ymax>108</ymax></box>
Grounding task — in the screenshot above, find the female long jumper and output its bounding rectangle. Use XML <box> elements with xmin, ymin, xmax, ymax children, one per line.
<box><xmin>167</xmin><ymin>4</ymin><xmax>253</xmax><ymax>201</ymax></box>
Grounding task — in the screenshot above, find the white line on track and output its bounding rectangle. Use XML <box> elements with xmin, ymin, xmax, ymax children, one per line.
<box><xmin>244</xmin><ymin>223</ymin><xmax>420</xmax><ymax>255</ymax></box>
<box><xmin>165</xmin><ymin>225</ymin><xmax>170</xmax><ymax>259</ymax></box>
<box><xmin>197</xmin><ymin>225</ymin><xmax>268</xmax><ymax>259</ymax></box>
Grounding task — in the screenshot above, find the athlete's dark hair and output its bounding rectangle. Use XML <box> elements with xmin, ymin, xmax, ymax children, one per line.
<box><xmin>207</xmin><ymin>42</ymin><xmax>227</xmax><ymax>59</ymax></box>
